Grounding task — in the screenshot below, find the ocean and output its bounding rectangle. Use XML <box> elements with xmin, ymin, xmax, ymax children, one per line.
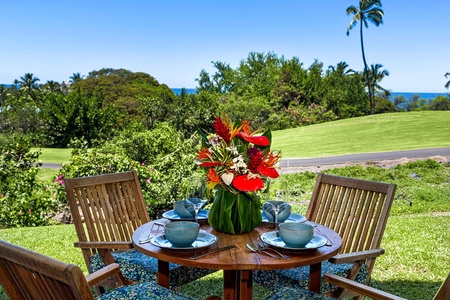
<box><xmin>389</xmin><ymin>92</ymin><xmax>448</xmax><ymax>101</ymax></box>
<box><xmin>171</xmin><ymin>88</ymin><xmax>196</xmax><ymax>95</ymax></box>
<box><xmin>2</xmin><ymin>83</ymin><xmax>448</xmax><ymax>100</ymax></box>
<box><xmin>170</xmin><ymin>89</ymin><xmax>449</xmax><ymax>100</ymax></box>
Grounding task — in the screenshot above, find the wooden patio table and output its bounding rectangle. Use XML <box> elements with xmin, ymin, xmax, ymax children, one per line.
<box><xmin>132</xmin><ymin>219</ymin><xmax>342</xmax><ymax>300</ymax></box>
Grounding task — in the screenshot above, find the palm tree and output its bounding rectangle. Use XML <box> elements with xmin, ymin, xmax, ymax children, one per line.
<box><xmin>368</xmin><ymin>63</ymin><xmax>390</xmax><ymax>96</ymax></box>
<box><xmin>328</xmin><ymin>61</ymin><xmax>355</xmax><ymax>76</ymax></box>
<box><xmin>14</xmin><ymin>73</ymin><xmax>40</xmax><ymax>92</ymax></box>
<box><xmin>445</xmin><ymin>72</ymin><xmax>450</xmax><ymax>89</ymax></box>
<box><xmin>346</xmin><ymin>0</ymin><xmax>384</xmax><ymax>114</ymax></box>
<box><xmin>69</xmin><ymin>72</ymin><xmax>84</xmax><ymax>83</ymax></box>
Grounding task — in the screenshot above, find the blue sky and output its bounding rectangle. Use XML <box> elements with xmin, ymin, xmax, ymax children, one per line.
<box><xmin>1</xmin><ymin>1</ymin><xmax>449</xmax><ymax>92</ymax></box>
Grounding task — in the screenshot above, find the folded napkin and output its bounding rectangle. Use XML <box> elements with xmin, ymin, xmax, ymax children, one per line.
<box><xmin>263</xmin><ymin>201</ymin><xmax>292</xmax><ymax>223</ymax></box>
<box><xmin>174</xmin><ymin>198</ymin><xmax>201</xmax><ymax>218</ymax></box>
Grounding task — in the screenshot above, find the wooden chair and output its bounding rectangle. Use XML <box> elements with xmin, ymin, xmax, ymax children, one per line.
<box><xmin>267</xmin><ymin>272</ymin><xmax>450</xmax><ymax>300</ymax></box>
<box><xmin>0</xmin><ymin>239</ymin><xmax>192</xmax><ymax>300</ymax></box>
<box><xmin>255</xmin><ymin>173</ymin><xmax>397</xmax><ymax>298</ymax></box>
<box><xmin>64</xmin><ymin>170</ymin><xmax>211</xmax><ymax>291</ymax></box>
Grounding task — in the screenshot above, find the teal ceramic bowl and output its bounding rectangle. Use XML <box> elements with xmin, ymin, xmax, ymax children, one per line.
<box><xmin>278</xmin><ymin>222</ymin><xmax>314</xmax><ymax>248</ymax></box>
<box><xmin>164</xmin><ymin>221</ymin><xmax>199</xmax><ymax>247</ymax></box>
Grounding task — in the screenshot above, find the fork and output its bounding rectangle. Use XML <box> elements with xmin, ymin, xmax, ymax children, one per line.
<box><xmin>309</xmin><ymin>223</ymin><xmax>332</xmax><ymax>246</ymax></box>
<box><xmin>247</xmin><ymin>244</ymin><xmax>280</xmax><ymax>259</ymax></box>
<box><xmin>256</xmin><ymin>241</ymin><xmax>291</xmax><ymax>260</ymax></box>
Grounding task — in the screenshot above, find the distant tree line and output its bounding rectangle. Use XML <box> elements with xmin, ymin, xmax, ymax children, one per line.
<box><xmin>1</xmin><ymin>56</ymin><xmax>449</xmax><ymax>149</ymax></box>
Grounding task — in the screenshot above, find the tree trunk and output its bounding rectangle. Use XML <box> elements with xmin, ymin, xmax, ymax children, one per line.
<box><xmin>360</xmin><ymin>19</ymin><xmax>373</xmax><ymax>114</ymax></box>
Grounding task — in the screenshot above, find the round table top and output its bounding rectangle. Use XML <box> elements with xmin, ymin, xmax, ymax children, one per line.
<box><xmin>132</xmin><ymin>218</ymin><xmax>342</xmax><ymax>271</ymax></box>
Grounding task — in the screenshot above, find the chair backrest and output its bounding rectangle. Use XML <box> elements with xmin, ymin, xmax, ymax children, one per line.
<box><xmin>306</xmin><ymin>173</ymin><xmax>396</xmax><ymax>274</ymax></box>
<box><xmin>65</xmin><ymin>170</ymin><xmax>150</xmax><ymax>269</ymax></box>
<box><xmin>0</xmin><ymin>240</ymin><xmax>94</xmax><ymax>300</ymax></box>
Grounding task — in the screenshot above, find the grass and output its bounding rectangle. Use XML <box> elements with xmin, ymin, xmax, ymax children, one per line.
<box><xmin>32</xmin><ymin>147</ymin><xmax>72</xmax><ymax>164</ymax></box>
<box><xmin>34</xmin><ymin>111</ymin><xmax>450</xmax><ymax>164</ymax></box>
<box><xmin>272</xmin><ymin>111</ymin><xmax>450</xmax><ymax>158</ymax></box>
<box><xmin>36</xmin><ymin>168</ymin><xmax>60</xmax><ymax>183</ymax></box>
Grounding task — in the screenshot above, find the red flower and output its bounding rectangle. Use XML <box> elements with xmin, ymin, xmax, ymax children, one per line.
<box><xmin>257</xmin><ymin>165</ymin><xmax>279</xmax><ymax>178</ymax></box>
<box><xmin>213</xmin><ymin>117</ymin><xmax>231</xmax><ymax>144</ymax></box>
<box><xmin>236</xmin><ymin>132</ymin><xmax>270</xmax><ymax>147</ymax></box>
<box><xmin>247</xmin><ymin>147</ymin><xmax>263</xmax><ymax>174</ymax></box>
<box><xmin>232</xmin><ymin>175</ymin><xmax>264</xmax><ymax>192</ymax></box>
<box><xmin>200</xmin><ymin>161</ymin><xmax>223</xmax><ymax>167</ymax></box>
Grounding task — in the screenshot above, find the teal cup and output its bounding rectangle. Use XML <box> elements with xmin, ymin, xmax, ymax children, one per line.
<box><xmin>278</xmin><ymin>222</ymin><xmax>314</xmax><ymax>248</ymax></box>
<box><xmin>164</xmin><ymin>221</ymin><xmax>199</xmax><ymax>247</ymax></box>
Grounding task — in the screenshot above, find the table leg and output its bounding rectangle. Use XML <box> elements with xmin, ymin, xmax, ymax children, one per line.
<box><xmin>157</xmin><ymin>260</ymin><xmax>170</xmax><ymax>288</ymax></box>
<box><xmin>309</xmin><ymin>262</ymin><xmax>322</xmax><ymax>293</ymax></box>
<box><xmin>223</xmin><ymin>270</ymin><xmax>237</xmax><ymax>300</ymax></box>
<box><xmin>238</xmin><ymin>270</ymin><xmax>252</xmax><ymax>300</ymax></box>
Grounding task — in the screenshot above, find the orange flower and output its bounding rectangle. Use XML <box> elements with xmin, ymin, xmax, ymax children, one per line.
<box><xmin>206</xmin><ymin>168</ymin><xmax>222</xmax><ymax>190</ymax></box>
<box><xmin>196</xmin><ymin>148</ymin><xmax>211</xmax><ymax>160</ymax></box>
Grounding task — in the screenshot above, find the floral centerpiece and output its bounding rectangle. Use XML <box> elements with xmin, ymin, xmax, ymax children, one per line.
<box><xmin>196</xmin><ymin>114</ymin><xmax>281</xmax><ymax>234</ymax></box>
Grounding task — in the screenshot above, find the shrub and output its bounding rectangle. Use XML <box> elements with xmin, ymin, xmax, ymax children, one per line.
<box><xmin>0</xmin><ymin>136</ymin><xmax>56</xmax><ymax>228</ymax></box>
<box><xmin>55</xmin><ymin>125</ymin><xmax>201</xmax><ymax>218</ymax></box>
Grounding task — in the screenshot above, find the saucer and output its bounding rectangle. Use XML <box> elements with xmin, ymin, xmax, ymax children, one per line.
<box><xmin>162</xmin><ymin>209</ymin><xmax>209</xmax><ymax>221</ymax></box>
<box><xmin>260</xmin><ymin>231</ymin><xmax>327</xmax><ymax>251</ymax></box>
<box><xmin>150</xmin><ymin>231</ymin><xmax>218</xmax><ymax>250</ymax></box>
<box><xmin>261</xmin><ymin>212</ymin><xmax>307</xmax><ymax>224</ymax></box>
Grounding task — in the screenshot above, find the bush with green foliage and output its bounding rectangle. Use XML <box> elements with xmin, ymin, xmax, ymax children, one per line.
<box><xmin>0</xmin><ymin>136</ymin><xmax>55</xmax><ymax>228</ymax></box>
<box><xmin>55</xmin><ymin>123</ymin><xmax>202</xmax><ymax>218</ymax></box>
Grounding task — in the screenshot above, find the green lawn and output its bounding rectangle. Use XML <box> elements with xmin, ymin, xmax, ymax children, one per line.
<box><xmin>272</xmin><ymin>111</ymin><xmax>450</xmax><ymax>158</ymax></box>
<box><xmin>35</xmin><ymin>111</ymin><xmax>450</xmax><ymax>164</ymax></box>
<box><xmin>32</xmin><ymin>147</ymin><xmax>72</xmax><ymax>164</ymax></box>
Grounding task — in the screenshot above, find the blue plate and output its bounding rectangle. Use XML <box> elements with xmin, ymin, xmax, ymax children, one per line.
<box><xmin>261</xmin><ymin>212</ymin><xmax>307</xmax><ymax>224</ymax></box>
<box><xmin>162</xmin><ymin>209</ymin><xmax>209</xmax><ymax>221</ymax></box>
<box><xmin>150</xmin><ymin>231</ymin><xmax>218</xmax><ymax>250</ymax></box>
<box><xmin>260</xmin><ymin>231</ymin><xmax>326</xmax><ymax>251</ymax></box>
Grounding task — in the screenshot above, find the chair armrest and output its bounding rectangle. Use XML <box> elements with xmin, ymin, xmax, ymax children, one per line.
<box><xmin>74</xmin><ymin>241</ymin><xmax>133</xmax><ymax>250</ymax></box>
<box><xmin>324</xmin><ymin>273</ymin><xmax>407</xmax><ymax>300</ymax></box>
<box><xmin>85</xmin><ymin>263</ymin><xmax>122</xmax><ymax>287</ymax></box>
<box><xmin>329</xmin><ymin>248</ymin><xmax>385</xmax><ymax>264</ymax></box>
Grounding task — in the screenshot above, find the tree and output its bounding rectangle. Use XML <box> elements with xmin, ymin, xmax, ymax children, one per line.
<box><xmin>14</xmin><ymin>73</ymin><xmax>40</xmax><ymax>91</ymax></box>
<box><xmin>346</xmin><ymin>0</ymin><xmax>384</xmax><ymax>114</ymax></box>
<box><xmin>445</xmin><ymin>72</ymin><xmax>450</xmax><ymax>89</ymax></box>
<box><xmin>368</xmin><ymin>63</ymin><xmax>390</xmax><ymax>97</ymax></box>
<box><xmin>69</xmin><ymin>72</ymin><xmax>84</xmax><ymax>83</ymax></box>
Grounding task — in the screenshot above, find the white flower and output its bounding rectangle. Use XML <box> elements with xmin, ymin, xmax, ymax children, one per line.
<box><xmin>226</xmin><ymin>146</ymin><xmax>238</xmax><ymax>155</ymax></box>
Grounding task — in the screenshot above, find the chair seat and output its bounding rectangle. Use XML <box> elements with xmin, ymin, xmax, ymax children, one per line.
<box><xmin>91</xmin><ymin>249</ymin><xmax>213</xmax><ymax>287</ymax></box>
<box><xmin>97</xmin><ymin>281</ymin><xmax>194</xmax><ymax>300</ymax></box>
<box><xmin>266</xmin><ymin>286</ymin><xmax>333</xmax><ymax>300</ymax></box>
<box><xmin>254</xmin><ymin>261</ymin><xmax>368</xmax><ymax>293</ymax></box>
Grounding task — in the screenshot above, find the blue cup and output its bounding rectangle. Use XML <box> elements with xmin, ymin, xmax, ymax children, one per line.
<box><xmin>278</xmin><ymin>222</ymin><xmax>314</xmax><ymax>248</ymax></box>
<box><xmin>164</xmin><ymin>221</ymin><xmax>199</xmax><ymax>247</ymax></box>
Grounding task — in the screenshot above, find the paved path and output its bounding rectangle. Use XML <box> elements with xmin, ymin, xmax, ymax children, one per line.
<box><xmin>279</xmin><ymin>147</ymin><xmax>450</xmax><ymax>168</ymax></box>
<box><xmin>40</xmin><ymin>147</ymin><xmax>450</xmax><ymax>169</ymax></box>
